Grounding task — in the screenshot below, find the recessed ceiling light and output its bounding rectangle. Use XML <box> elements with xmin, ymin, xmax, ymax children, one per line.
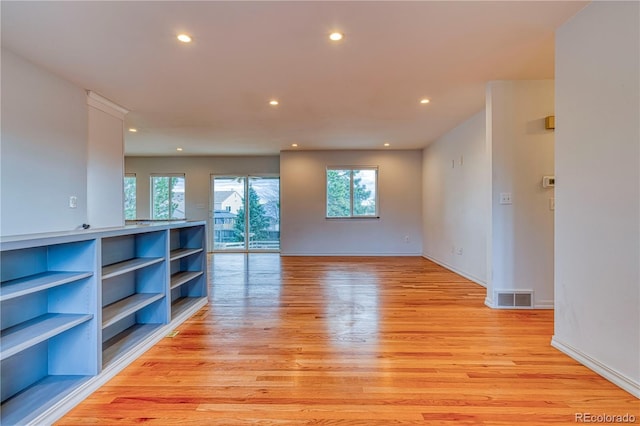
<box><xmin>176</xmin><ymin>147</ymin><xmax>183</xmax><ymax>152</ymax></box>
<box><xmin>269</xmin><ymin>100</ymin><xmax>279</xmax><ymax>106</ymax></box>
<box><xmin>291</xmin><ymin>143</ymin><xmax>298</xmax><ymax>147</ymax></box>
<box><xmin>329</xmin><ymin>32</ymin><xmax>344</xmax><ymax>41</ymax></box>
<box><xmin>384</xmin><ymin>143</ymin><xmax>390</xmax><ymax>147</ymax></box>
<box><xmin>128</xmin><ymin>128</ymin><xmax>137</xmax><ymax>133</ymax></box>
<box><xmin>420</xmin><ymin>98</ymin><xmax>430</xmax><ymax>104</ymax></box>
<box><xmin>177</xmin><ymin>34</ymin><xmax>192</xmax><ymax>43</ymax></box>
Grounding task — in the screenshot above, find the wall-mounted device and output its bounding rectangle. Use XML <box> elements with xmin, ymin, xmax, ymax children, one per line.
<box><xmin>545</xmin><ymin>116</ymin><xmax>555</xmax><ymax>130</ymax></box>
<box><xmin>542</xmin><ymin>176</ymin><xmax>555</xmax><ymax>188</ymax></box>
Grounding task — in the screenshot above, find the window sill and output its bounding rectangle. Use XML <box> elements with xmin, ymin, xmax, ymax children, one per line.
<box><xmin>325</xmin><ymin>216</ymin><xmax>380</xmax><ymax>220</ymax></box>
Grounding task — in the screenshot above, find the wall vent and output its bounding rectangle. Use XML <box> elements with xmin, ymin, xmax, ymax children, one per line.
<box><xmin>494</xmin><ymin>290</ymin><xmax>534</xmax><ymax>309</ymax></box>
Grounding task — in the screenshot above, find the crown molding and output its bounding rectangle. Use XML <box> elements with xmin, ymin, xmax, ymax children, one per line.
<box><xmin>86</xmin><ymin>91</ymin><xmax>128</xmax><ymax>119</ymax></box>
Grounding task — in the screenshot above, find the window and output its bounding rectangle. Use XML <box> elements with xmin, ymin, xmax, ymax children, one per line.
<box><xmin>151</xmin><ymin>174</ymin><xmax>185</xmax><ymax>219</ymax></box>
<box><xmin>326</xmin><ymin>167</ymin><xmax>378</xmax><ymax>218</ymax></box>
<box><xmin>124</xmin><ymin>174</ymin><xmax>136</xmax><ymax>220</ymax></box>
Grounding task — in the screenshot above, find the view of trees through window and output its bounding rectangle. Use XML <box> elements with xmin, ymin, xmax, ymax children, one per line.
<box><xmin>124</xmin><ymin>175</ymin><xmax>136</xmax><ymax>220</ymax></box>
<box><xmin>326</xmin><ymin>168</ymin><xmax>377</xmax><ymax>217</ymax></box>
<box><xmin>151</xmin><ymin>175</ymin><xmax>185</xmax><ymax>220</ymax></box>
<box><xmin>212</xmin><ymin>176</ymin><xmax>279</xmax><ymax>250</ymax></box>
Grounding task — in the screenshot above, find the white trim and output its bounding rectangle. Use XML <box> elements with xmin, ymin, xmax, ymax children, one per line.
<box><xmin>86</xmin><ymin>91</ymin><xmax>128</xmax><ymax>119</ymax></box>
<box><xmin>551</xmin><ymin>336</ymin><xmax>640</xmax><ymax>399</ymax></box>
<box><xmin>534</xmin><ymin>299</ymin><xmax>554</xmax><ymax>309</ymax></box>
<box><xmin>484</xmin><ymin>297</ymin><xmax>495</xmax><ymax>308</ymax></box>
<box><xmin>422</xmin><ymin>253</ymin><xmax>486</xmax><ymax>287</ymax></box>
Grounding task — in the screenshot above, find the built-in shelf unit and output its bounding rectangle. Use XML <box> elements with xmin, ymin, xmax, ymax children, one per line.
<box><xmin>169</xmin><ymin>225</ymin><xmax>206</xmax><ymax>322</ymax></box>
<box><xmin>0</xmin><ymin>221</ymin><xmax>207</xmax><ymax>425</ymax></box>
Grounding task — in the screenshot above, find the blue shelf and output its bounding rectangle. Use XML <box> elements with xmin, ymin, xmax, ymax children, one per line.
<box><xmin>170</xmin><ymin>271</ymin><xmax>204</xmax><ymax>290</ymax></box>
<box><xmin>1</xmin><ymin>375</ymin><xmax>91</xmax><ymax>426</ymax></box>
<box><xmin>102</xmin><ymin>293</ymin><xmax>164</xmax><ymax>329</ymax></box>
<box><xmin>0</xmin><ymin>313</ymin><xmax>93</xmax><ymax>361</ymax></box>
<box><xmin>0</xmin><ymin>271</ymin><xmax>92</xmax><ymax>302</ymax></box>
<box><xmin>0</xmin><ymin>221</ymin><xmax>207</xmax><ymax>424</ymax></box>
<box><xmin>102</xmin><ymin>257</ymin><xmax>163</xmax><ymax>279</ymax></box>
<box><xmin>171</xmin><ymin>297</ymin><xmax>207</xmax><ymax>321</ymax></box>
<box><xmin>170</xmin><ymin>247</ymin><xmax>203</xmax><ymax>261</ymax></box>
<box><xmin>102</xmin><ymin>323</ymin><xmax>163</xmax><ymax>368</ymax></box>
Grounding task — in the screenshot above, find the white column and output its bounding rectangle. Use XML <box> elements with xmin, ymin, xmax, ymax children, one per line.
<box><xmin>87</xmin><ymin>91</ymin><xmax>128</xmax><ymax>228</ymax></box>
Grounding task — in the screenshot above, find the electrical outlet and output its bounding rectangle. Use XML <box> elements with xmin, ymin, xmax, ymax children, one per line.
<box><xmin>456</xmin><ymin>247</ymin><xmax>463</xmax><ymax>255</ymax></box>
<box><xmin>404</xmin><ymin>236</ymin><xmax>410</xmax><ymax>243</ymax></box>
<box><xmin>69</xmin><ymin>196</ymin><xmax>77</xmax><ymax>209</ymax></box>
<box><xmin>499</xmin><ymin>193</ymin><xmax>512</xmax><ymax>205</ymax></box>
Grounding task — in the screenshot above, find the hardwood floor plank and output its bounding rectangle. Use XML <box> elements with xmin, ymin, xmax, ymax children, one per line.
<box><xmin>57</xmin><ymin>255</ymin><xmax>639</xmax><ymax>425</ymax></box>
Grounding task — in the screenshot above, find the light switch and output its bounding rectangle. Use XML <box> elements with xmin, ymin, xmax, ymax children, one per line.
<box><xmin>69</xmin><ymin>196</ymin><xmax>77</xmax><ymax>209</ymax></box>
<box><xmin>499</xmin><ymin>193</ymin><xmax>512</xmax><ymax>205</ymax></box>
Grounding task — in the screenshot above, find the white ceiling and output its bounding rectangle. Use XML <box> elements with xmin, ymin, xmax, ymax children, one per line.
<box><xmin>1</xmin><ymin>1</ymin><xmax>587</xmax><ymax>156</ymax></box>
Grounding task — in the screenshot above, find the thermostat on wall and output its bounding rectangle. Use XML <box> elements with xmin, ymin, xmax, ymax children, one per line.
<box><xmin>542</xmin><ymin>176</ymin><xmax>555</xmax><ymax>188</ymax></box>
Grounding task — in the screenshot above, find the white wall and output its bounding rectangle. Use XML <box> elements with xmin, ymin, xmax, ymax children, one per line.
<box><xmin>87</xmin><ymin>94</ymin><xmax>126</xmax><ymax>229</ymax></box>
<box><xmin>280</xmin><ymin>150</ymin><xmax>422</xmax><ymax>255</ymax></box>
<box><xmin>125</xmin><ymin>155</ymin><xmax>280</xmax><ymax>223</ymax></box>
<box><xmin>1</xmin><ymin>49</ymin><xmax>88</xmax><ymax>236</ymax></box>
<box><xmin>422</xmin><ymin>110</ymin><xmax>487</xmax><ymax>284</ymax></box>
<box><xmin>486</xmin><ymin>80</ymin><xmax>555</xmax><ymax>308</ymax></box>
<box><xmin>553</xmin><ymin>1</ymin><xmax>640</xmax><ymax>397</ymax></box>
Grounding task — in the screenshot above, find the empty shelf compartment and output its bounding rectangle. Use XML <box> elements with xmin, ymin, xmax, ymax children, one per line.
<box><xmin>0</xmin><ymin>313</ymin><xmax>93</xmax><ymax>361</ymax></box>
<box><xmin>170</xmin><ymin>271</ymin><xmax>204</xmax><ymax>290</ymax></box>
<box><xmin>102</xmin><ymin>293</ymin><xmax>164</xmax><ymax>329</ymax></box>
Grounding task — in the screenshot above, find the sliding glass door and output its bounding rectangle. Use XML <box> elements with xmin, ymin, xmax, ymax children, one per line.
<box><xmin>212</xmin><ymin>177</ymin><xmax>246</xmax><ymax>250</ymax></box>
<box><xmin>211</xmin><ymin>176</ymin><xmax>279</xmax><ymax>251</ymax></box>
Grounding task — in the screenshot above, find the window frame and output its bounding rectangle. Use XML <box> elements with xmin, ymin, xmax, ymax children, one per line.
<box><xmin>325</xmin><ymin>166</ymin><xmax>379</xmax><ymax>219</ymax></box>
<box><xmin>150</xmin><ymin>173</ymin><xmax>186</xmax><ymax>220</ymax></box>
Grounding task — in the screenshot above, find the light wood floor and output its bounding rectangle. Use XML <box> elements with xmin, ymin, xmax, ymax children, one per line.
<box><xmin>58</xmin><ymin>255</ymin><xmax>639</xmax><ymax>425</ymax></box>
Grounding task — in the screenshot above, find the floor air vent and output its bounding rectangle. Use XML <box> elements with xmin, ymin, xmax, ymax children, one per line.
<box><xmin>495</xmin><ymin>291</ymin><xmax>534</xmax><ymax>309</ymax></box>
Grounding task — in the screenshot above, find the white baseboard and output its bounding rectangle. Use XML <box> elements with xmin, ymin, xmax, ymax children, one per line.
<box><xmin>421</xmin><ymin>253</ymin><xmax>486</xmax><ymax>287</ymax></box>
<box><xmin>485</xmin><ymin>297</ymin><xmax>495</xmax><ymax>308</ymax></box>
<box><xmin>534</xmin><ymin>299</ymin><xmax>554</xmax><ymax>309</ymax></box>
<box><xmin>551</xmin><ymin>336</ymin><xmax>640</xmax><ymax>399</ymax></box>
